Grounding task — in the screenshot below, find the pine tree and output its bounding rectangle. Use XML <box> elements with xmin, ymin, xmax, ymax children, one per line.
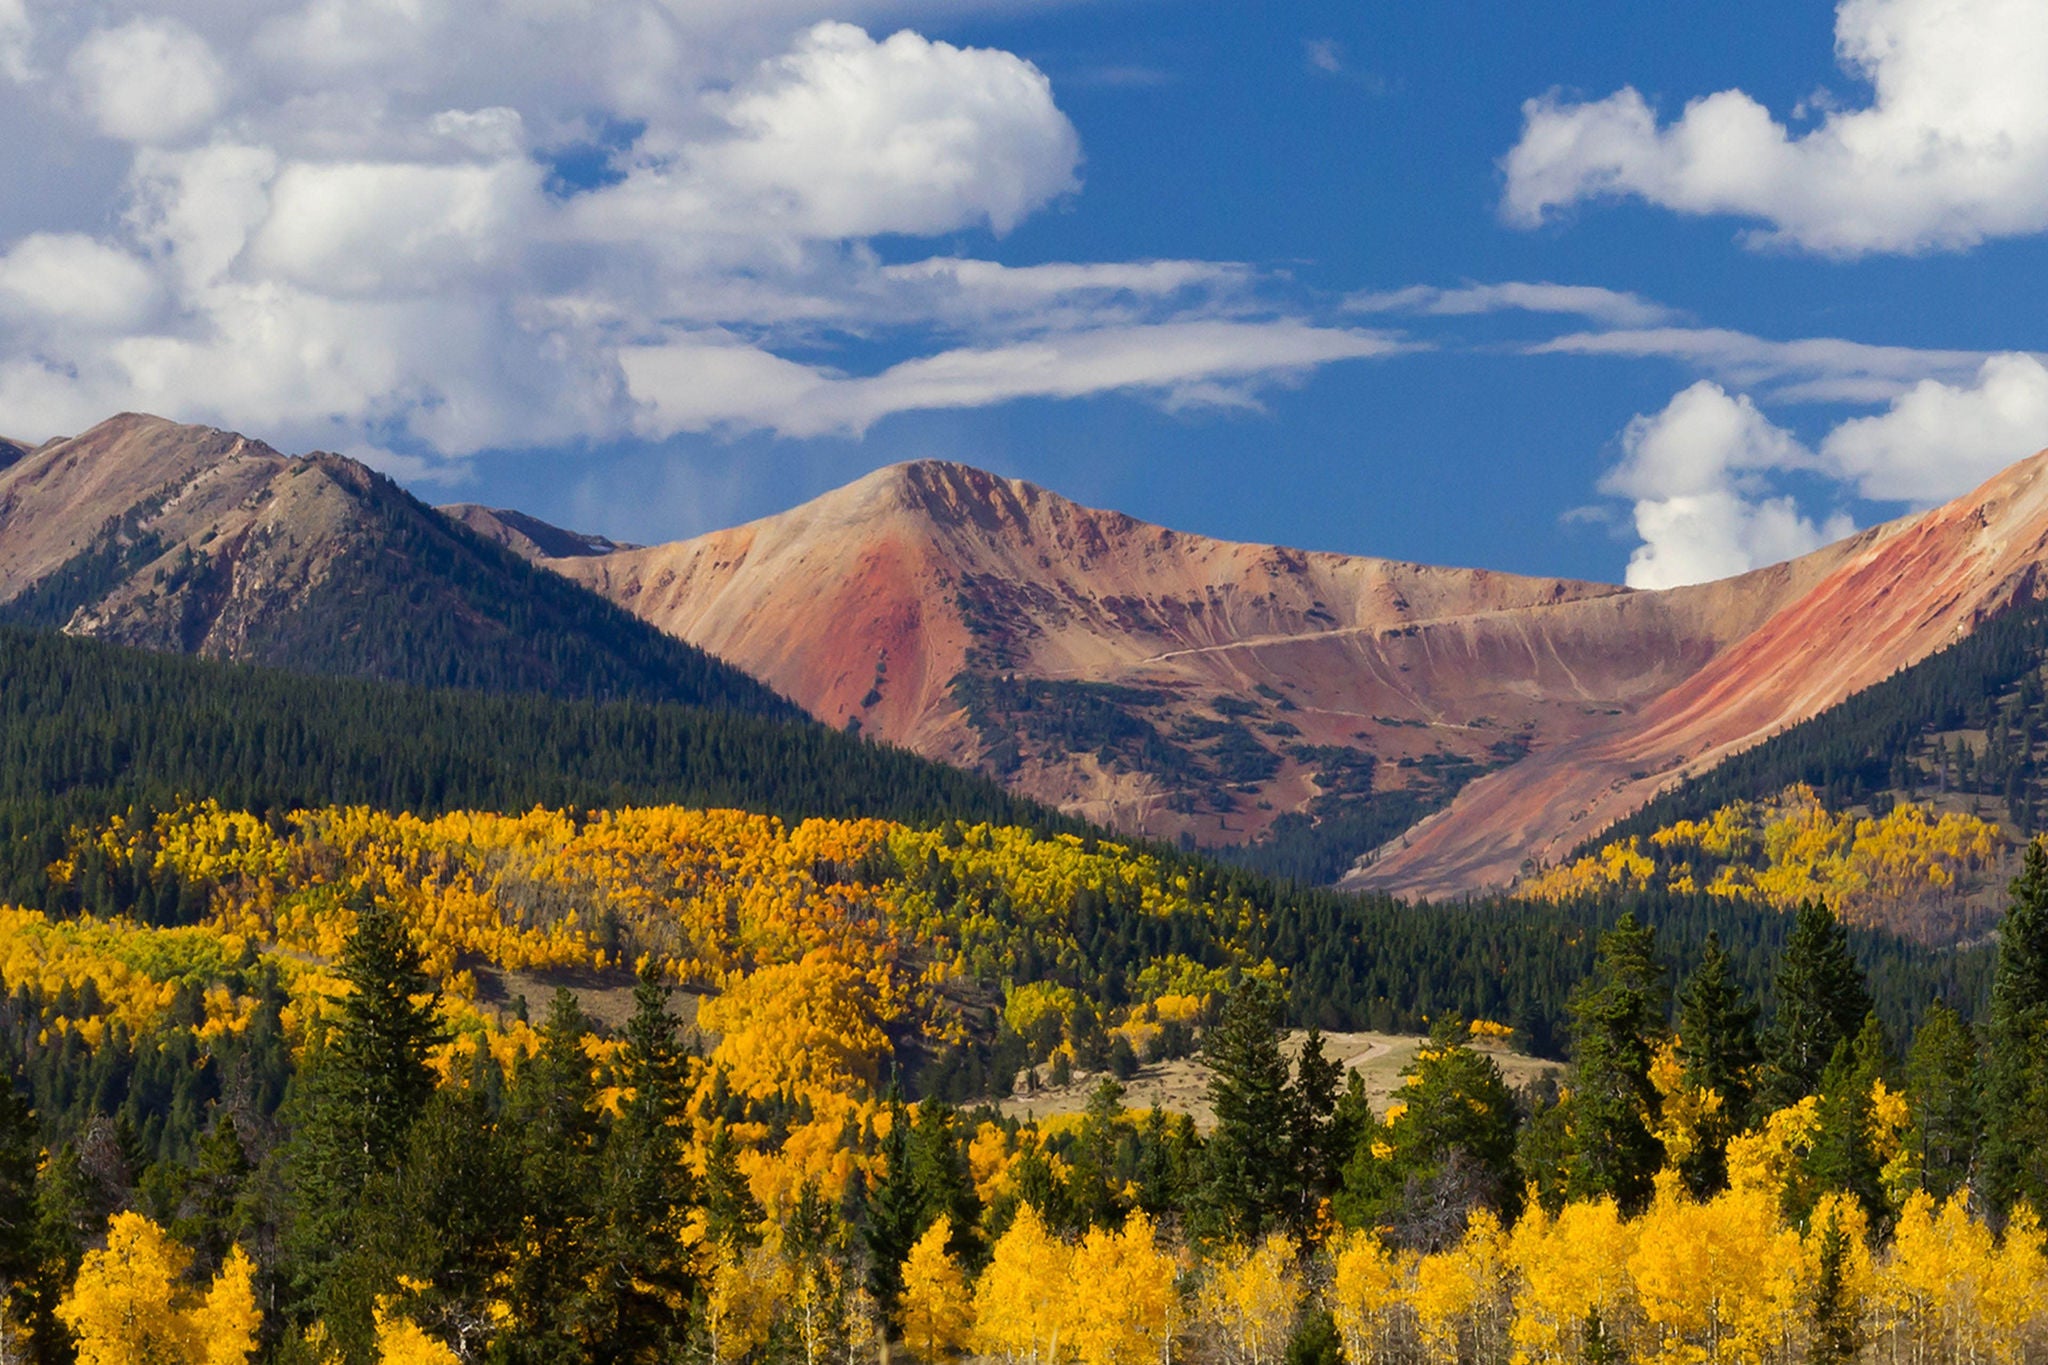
<box><xmin>1562</xmin><ymin>912</ymin><xmax>1667</xmax><ymax>1213</ymax></box>
<box><xmin>702</xmin><ymin>1122</ymin><xmax>763</xmax><ymax>1251</ymax></box>
<box><xmin>0</xmin><ymin>1067</ymin><xmax>38</xmax><ymax>1339</ymax></box>
<box><xmin>1761</xmin><ymin>900</ymin><xmax>1872</xmax><ymax>1110</ymax></box>
<box><xmin>498</xmin><ymin>990</ymin><xmax>602</xmax><ymax>1362</ymax></box>
<box><xmin>1289</xmin><ymin>1027</ymin><xmax>1344</xmax><ymax>1227</ymax></box>
<box><xmin>1903</xmin><ymin>1001</ymin><xmax>1979</xmax><ymax>1202</ymax></box>
<box><xmin>1982</xmin><ymin>838</ymin><xmax>2048</xmax><ymax>1220</ymax></box>
<box><xmin>1675</xmin><ymin>932</ymin><xmax>1761</xmax><ymax>1196</ymax></box>
<box><xmin>1201</xmin><ymin>977</ymin><xmax>1294</xmax><ymax>1241</ymax></box>
<box><xmin>906</xmin><ymin>1097</ymin><xmax>979</xmax><ymax>1255</ymax></box>
<box><xmin>1807</xmin><ymin>1210</ymin><xmax>1861</xmax><ymax>1365</ymax></box>
<box><xmin>861</xmin><ymin>1096</ymin><xmax>921</xmax><ymax>1327</ymax></box>
<box><xmin>284</xmin><ymin>891</ymin><xmax>445</xmax><ymax>1353</ymax></box>
<box><xmin>1804</xmin><ymin>1017</ymin><xmax>1891</xmax><ymax>1225</ymax></box>
<box><xmin>595</xmin><ymin>962</ymin><xmax>697</xmax><ymax>1360</ymax></box>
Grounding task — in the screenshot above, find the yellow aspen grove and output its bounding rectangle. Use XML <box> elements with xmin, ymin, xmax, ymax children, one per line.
<box><xmin>899</xmin><ymin>1216</ymin><xmax>973</xmax><ymax>1363</ymax></box>
<box><xmin>1876</xmin><ymin>1192</ymin><xmax>1988</xmax><ymax>1365</ymax></box>
<box><xmin>1068</xmin><ymin>1210</ymin><xmax>1183</xmax><ymax>1365</ymax></box>
<box><xmin>1628</xmin><ymin>1172</ymin><xmax>1804</xmax><ymax>1365</ymax></box>
<box><xmin>1197</xmin><ymin>1233</ymin><xmax>1301</xmax><ymax>1365</ymax></box>
<box><xmin>974</xmin><ymin>1204</ymin><xmax>1076</xmax><ymax>1364</ymax></box>
<box><xmin>1979</xmin><ymin>1204</ymin><xmax>2048</xmax><ymax>1365</ymax></box>
<box><xmin>1329</xmin><ymin>1227</ymin><xmax>1412</xmax><ymax>1365</ymax></box>
<box><xmin>1507</xmin><ymin>1197</ymin><xmax>1639</xmax><ymax>1365</ymax></box>
<box><xmin>55</xmin><ymin>1213</ymin><xmax>259</xmax><ymax>1365</ymax></box>
<box><xmin>1412</xmin><ymin>1209</ymin><xmax>1512</xmax><ymax>1365</ymax></box>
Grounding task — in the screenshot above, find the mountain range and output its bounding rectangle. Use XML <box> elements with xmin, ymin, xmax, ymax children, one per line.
<box><xmin>6</xmin><ymin>412</ymin><xmax>2046</xmax><ymax>901</ymax></box>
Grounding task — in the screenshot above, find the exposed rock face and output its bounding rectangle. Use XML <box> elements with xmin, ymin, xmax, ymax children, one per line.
<box><xmin>0</xmin><ymin>414</ymin><xmax>795</xmax><ymax>714</ymax></box>
<box><xmin>1355</xmin><ymin>454</ymin><xmax>2048</xmax><ymax>897</ymax></box>
<box><xmin>538</xmin><ymin>459</ymin><xmax>1905</xmax><ymax>862</ymax></box>
<box><xmin>439</xmin><ymin>504</ymin><xmax>638</xmax><ymax>560</ymax></box>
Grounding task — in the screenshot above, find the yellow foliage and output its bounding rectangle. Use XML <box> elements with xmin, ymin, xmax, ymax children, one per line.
<box><xmin>900</xmin><ymin>1217</ymin><xmax>973</xmax><ymax>1364</ymax></box>
<box><xmin>372</xmin><ymin>1305</ymin><xmax>460</xmax><ymax>1365</ymax></box>
<box><xmin>1507</xmin><ymin>1196</ymin><xmax>1638</xmax><ymax>1365</ymax></box>
<box><xmin>1197</xmin><ymin>1233</ymin><xmax>1301</xmax><ymax>1365</ymax></box>
<box><xmin>974</xmin><ymin>1204</ymin><xmax>1076</xmax><ymax>1364</ymax></box>
<box><xmin>1068</xmin><ymin>1210</ymin><xmax>1183</xmax><ymax>1365</ymax></box>
<box><xmin>56</xmin><ymin>1213</ymin><xmax>259</xmax><ymax>1365</ymax></box>
<box><xmin>1330</xmin><ymin>1226</ymin><xmax>1411</xmax><ymax>1365</ymax></box>
<box><xmin>1522</xmin><ymin>786</ymin><xmax>2008</xmax><ymax>937</ymax></box>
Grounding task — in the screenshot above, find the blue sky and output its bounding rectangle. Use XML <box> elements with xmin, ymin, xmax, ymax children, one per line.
<box><xmin>3</xmin><ymin>0</ymin><xmax>2045</xmax><ymax>585</ymax></box>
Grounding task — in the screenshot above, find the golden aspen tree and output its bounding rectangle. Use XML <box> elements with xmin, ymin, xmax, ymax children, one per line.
<box><xmin>199</xmin><ymin>1248</ymin><xmax>262</xmax><ymax>1365</ymax></box>
<box><xmin>900</xmin><ymin>1216</ymin><xmax>973</xmax><ymax>1363</ymax></box>
<box><xmin>1628</xmin><ymin>1171</ymin><xmax>1803</xmax><ymax>1365</ymax></box>
<box><xmin>55</xmin><ymin>1212</ymin><xmax>259</xmax><ymax>1365</ymax></box>
<box><xmin>371</xmin><ymin>1305</ymin><xmax>460</xmax><ymax>1365</ymax></box>
<box><xmin>1329</xmin><ymin>1227</ymin><xmax>1410</xmax><ymax>1365</ymax></box>
<box><xmin>974</xmin><ymin>1204</ymin><xmax>1076</xmax><ymax>1364</ymax></box>
<box><xmin>1068</xmin><ymin>1210</ymin><xmax>1182</xmax><ymax>1365</ymax></box>
<box><xmin>701</xmin><ymin>1240</ymin><xmax>785</xmax><ymax>1365</ymax></box>
<box><xmin>1197</xmin><ymin>1234</ymin><xmax>1301</xmax><ymax>1365</ymax></box>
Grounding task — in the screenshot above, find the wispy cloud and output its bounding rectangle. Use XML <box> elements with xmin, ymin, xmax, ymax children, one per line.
<box><xmin>1530</xmin><ymin>327</ymin><xmax>1993</xmax><ymax>403</ymax></box>
<box><xmin>1348</xmin><ymin>281</ymin><xmax>1677</xmax><ymax>328</ymax></box>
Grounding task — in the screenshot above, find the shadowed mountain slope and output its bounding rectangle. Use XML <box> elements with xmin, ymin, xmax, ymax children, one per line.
<box><xmin>0</xmin><ymin>414</ymin><xmax>794</xmax><ymax>716</ymax></box>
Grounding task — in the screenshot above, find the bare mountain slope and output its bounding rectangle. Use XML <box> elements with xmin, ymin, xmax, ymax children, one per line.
<box><xmin>1355</xmin><ymin>452</ymin><xmax>2048</xmax><ymax>897</ymax></box>
<box><xmin>541</xmin><ymin>461</ymin><xmax>1885</xmax><ymax>859</ymax></box>
<box><xmin>0</xmin><ymin>414</ymin><xmax>795</xmax><ymax>715</ymax></box>
<box><xmin>439</xmin><ymin>504</ymin><xmax>638</xmax><ymax>560</ymax></box>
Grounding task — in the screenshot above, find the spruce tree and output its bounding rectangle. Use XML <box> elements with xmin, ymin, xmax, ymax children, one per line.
<box><xmin>1761</xmin><ymin>900</ymin><xmax>1872</xmax><ymax>1110</ymax></box>
<box><xmin>1563</xmin><ymin>912</ymin><xmax>1668</xmax><ymax>1213</ymax></box>
<box><xmin>1201</xmin><ymin>977</ymin><xmax>1294</xmax><ymax>1241</ymax></box>
<box><xmin>702</xmin><ymin>1121</ymin><xmax>764</xmax><ymax>1250</ymax></box>
<box><xmin>284</xmin><ymin>891</ymin><xmax>444</xmax><ymax>1350</ymax></box>
<box><xmin>595</xmin><ymin>963</ymin><xmax>697</xmax><ymax>1360</ymax></box>
<box><xmin>0</xmin><ymin>1068</ymin><xmax>37</xmax><ymax>1333</ymax></box>
<box><xmin>861</xmin><ymin>1096</ymin><xmax>921</xmax><ymax>1325</ymax></box>
<box><xmin>1289</xmin><ymin>1027</ymin><xmax>1344</xmax><ymax>1226</ymax></box>
<box><xmin>1676</xmin><ymin>933</ymin><xmax>1762</xmax><ymax>1196</ymax></box>
<box><xmin>1808</xmin><ymin>1209</ymin><xmax>1861</xmax><ymax>1365</ymax></box>
<box><xmin>499</xmin><ymin>990</ymin><xmax>602</xmax><ymax>1362</ymax></box>
<box><xmin>1982</xmin><ymin>839</ymin><xmax>2048</xmax><ymax>1220</ymax></box>
<box><xmin>907</xmin><ymin>1096</ymin><xmax>980</xmax><ymax>1255</ymax></box>
<box><xmin>1803</xmin><ymin>1017</ymin><xmax>1891</xmax><ymax>1225</ymax></box>
<box><xmin>1903</xmin><ymin>1002</ymin><xmax>1978</xmax><ymax>1202</ymax></box>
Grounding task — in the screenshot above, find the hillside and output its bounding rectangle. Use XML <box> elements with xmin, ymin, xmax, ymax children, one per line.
<box><xmin>0</xmin><ymin>414</ymin><xmax>791</xmax><ymax>715</ymax></box>
<box><xmin>0</xmin><ymin>626</ymin><xmax>1982</xmax><ymax>1054</ymax></box>
<box><xmin>528</xmin><ymin>454</ymin><xmax>2048</xmax><ymax>894</ymax></box>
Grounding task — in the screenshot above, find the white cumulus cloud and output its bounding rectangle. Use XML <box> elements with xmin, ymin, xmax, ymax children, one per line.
<box><xmin>1820</xmin><ymin>353</ymin><xmax>2048</xmax><ymax>503</ymax></box>
<box><xmin>68</xmin><ymin>18</ymin><xmax>225</xmax><ymax>144</ymax></box>
<box><xmin>1502</xmin><ymin>0</ymin><xmax>2048</xmax><ymax>255</ymax></box>
<box><xmin>0</xmin><ymin>5</ymin><xmax>1385</xmax><ymax>463</ymax></box>
<box><xmin>1603</xmin><ymin>381</ymin><xmax>1852</xmax><ymax>589</ymax></box>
